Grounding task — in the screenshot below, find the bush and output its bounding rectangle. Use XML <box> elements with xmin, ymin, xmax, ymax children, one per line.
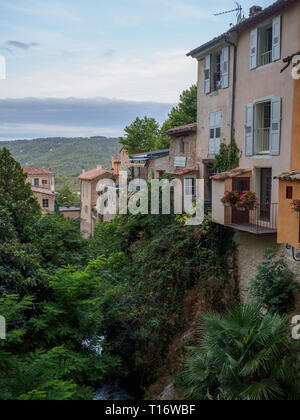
<box><xmin>250</xmin><ymin>249</ymin><xmax>300</xmax><ymax>315</ymax></box>
<box><xmin>178</xmin><ymin>304</ymin><xmax>300</xmax><ymax>400</ymax></box>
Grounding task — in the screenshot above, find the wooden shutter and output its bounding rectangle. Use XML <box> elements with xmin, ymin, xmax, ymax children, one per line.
<box><xmin>209</xmin><ymin>112</ymin><xmax>215</xmax><ymax>154</ymax></box>
<box><xmin>272</xmin><ymin>16</ymin><xmax>281</xmax><ymax>62</ymax></box>
<box><xmin>245</xmin><ymin>104</ymin><xmax>254</xmax><ymax>156</ymax></box>
<box><xmin>250</xmin><ymin>28</ymin><xmax>258</xmax><ymax>69</ymax></box>
<box><xmin>215</xmin><ymin>111</ymin><xmax>222</xmax><ymax>153</ymax></box>
<box><xmin>270</xmin><ymin>97</ymin><xmax>281</xmax><ymax>155</ymax></box>
<box><xmin>221</xmin><ymin>46</ymin><xmax>229</xmax><ymax>89</ymax></box>
<box><xmin>204</xmin><ymin>55</ymin><xmax>211</xmax><ymax>94</ymax></box>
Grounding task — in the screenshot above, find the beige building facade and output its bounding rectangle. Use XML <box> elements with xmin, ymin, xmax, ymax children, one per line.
<box><xmin>79</xmin><ymin>166</ymin><xmax>113</xmax><ymax>238</ymax></box>
<box><xmin>23</xmin><ymin>166</ymin><xmax>55</xmax><ymax>213</ymax></box>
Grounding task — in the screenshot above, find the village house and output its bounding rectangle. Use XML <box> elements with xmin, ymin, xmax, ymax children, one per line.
<box><xmin>111</xmin><ymin>154</ymin><xmax>121</xmax><ymax>185</ymax></box>
<box><xmin>187</xmin><ymin>0</ymin><xmax>300</xmax><ymax>296</ymax></box>
<box><xmin>78</xmin><ymin>165</ymin><xmax>113</xmax><ymax>238</ymax></box>
<box><xmin>23</xmin><ymin>166</ymin><xmax>55</xmax><ymax>213</ymax></box>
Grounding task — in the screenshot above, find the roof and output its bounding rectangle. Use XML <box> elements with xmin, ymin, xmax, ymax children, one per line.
<box><xmin>168</xmin><ymin>168</ymin><xmax>199</xmax><ymax>176</ymax></box>
<box><xmin>23</xmin><ymin>166</ymin><xmax>54</xmax><ymax>175</ymax></box>
<box><xmin>187</xmin><ymin>0</ymin><xmax>296</xmax><ymax>57</ymax></box>
<box><xmin>78</xmin><ymin>168</ymin><xmax>112</xmax><ymax>181</ymax></box>
<box><xmin>274</xmin><ymin>170</ymin><xmax>300</xmax><ymax>181</ymax></box>
<box><xmin>130</xmin><ymin>149</ymin><xmax>170</xmax><ymax>161</ymax></box>
<box><xmin>32</xmin><ymin>187</ymin><xmax>54</xmax><ymax>196</ymax></box>
<box><xmin>165</xmin><ymin>123</ymin><xmax>197</xmax><ymax>136</ymax></box>
<box><xmin>59</xmin><ymin>207</ymin><xmax>81</xmax><ymax>212</ymax></box>
<box><xmin>211</xmin><ymin>168</ymin><xmax>252</xmax><ymax>181</ymax></box>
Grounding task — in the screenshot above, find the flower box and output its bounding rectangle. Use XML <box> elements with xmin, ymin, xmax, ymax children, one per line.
<box><xmin>291</xmin><ymin>199</ymin><xmax>300</xmax><ymax>213</ymax></box>
<box><xmin>221</xmin><ymin>191</ymin><xmax>240</xmax><ymax>207</ymax></box>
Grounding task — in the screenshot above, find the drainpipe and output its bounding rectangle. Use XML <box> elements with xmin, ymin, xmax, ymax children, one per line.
<box><xmin>224</xmin><ymin>36</ymin><xmax>237</xmax><ymax>141</ymax></box>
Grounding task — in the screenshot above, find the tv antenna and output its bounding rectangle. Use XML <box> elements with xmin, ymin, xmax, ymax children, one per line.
<box><xmin>214</xmin><ymin>2</ymin><xmax>243</xmax><ymax>24</ymax></box>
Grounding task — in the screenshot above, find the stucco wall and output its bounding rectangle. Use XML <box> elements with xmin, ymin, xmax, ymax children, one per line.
<box><xmin>234</xmin><ymin>2</ymin><xmax>300</xmax><ymax>205</ymax></box>
<box><xmin>196</xmin><ymin>44</ymin><xmax>235</xmax><ymax>176</ymax></box>
<box><xmin>277</xmin><ymin>180</ymin><xmax>300</xmax><ymax>248</ymax></box>
<box><xmin>34</xmin><ymin>191</ymin><xmax>55</xmax><ymax>213</ymax></box>
<box><xmin>212</xmin><ymin>179</ymin><xmax>226</xmax><ymax>225</ymax></box>
<box><xmin>169</xmin><ymin>132</ymin><xmax>198</xmax><ymax>171</ymax></box>
<box><xmin>147</xmin><ymin>155</ymin><xmax>170</xmax><ymax>181</ymax></box>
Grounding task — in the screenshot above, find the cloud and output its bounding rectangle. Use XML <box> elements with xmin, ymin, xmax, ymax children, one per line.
<box><xmin>6</xmin><ymin>40</ymin><xmax>39</xmax><ymax>50</ymax></box>
<box><xmin>0</xmin><ymin>97</ymin><xmax>174</xmax><ymax>140</ymax></box>
<box><xmin>0</xmin><ymin>49</ymin><xmax>196</xmax><ymax>102</ymax></box>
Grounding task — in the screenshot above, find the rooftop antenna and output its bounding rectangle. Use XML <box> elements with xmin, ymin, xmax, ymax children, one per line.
<box><xmin>214</xmin><ymin>2</ymin><xmax>243</xmax><ymax>24</ymax></box>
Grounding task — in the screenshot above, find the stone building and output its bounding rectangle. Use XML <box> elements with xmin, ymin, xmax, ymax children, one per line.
<box><xmin>23</xmin><ymin>166</ymin><xmax>55</xmax><ymax>213</ymax></box>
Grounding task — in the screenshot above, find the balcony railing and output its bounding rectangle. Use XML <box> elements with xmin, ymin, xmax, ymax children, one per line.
<box><xmin>255</xmin><ymin>128</ymin><xmax>270</xmax><ymax>154</ymax></box>
<box><xmin>230</xmin><ymin>203</ymin><xmax>278</xmax><ymax>234</ymax></box>
<box><xmin>259</xmin><ymin>50</ymin><xmax>272</xmax><ymax>66</ymax></box>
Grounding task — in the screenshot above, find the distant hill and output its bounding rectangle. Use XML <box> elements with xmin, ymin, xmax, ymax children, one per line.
<box><xmin>0</xmin><ymin>136</ymin><xmax>121</xmax><ymax>192</ymax></box>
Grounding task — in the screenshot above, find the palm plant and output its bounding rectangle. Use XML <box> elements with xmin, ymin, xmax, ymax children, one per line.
<box><xmin>179</xmin><ymin>304</ymin><xmax>300</xmax><ymax>400</ymax></box>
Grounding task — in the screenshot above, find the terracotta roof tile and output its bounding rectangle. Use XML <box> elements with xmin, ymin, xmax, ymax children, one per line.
<box><xmin>23</xmin><ymin>166</ymin><xmax>54</xmax><ymax>175</ymax></box>
<box><xmin>165</xmin><ymin>123</ymin><xmax>197</xmax><ymax>136</ymax></box>
<box><xmin>32</xmin><ymin>187</ymin><xmax>54</xmax><ymax>196</ymax></box>
<box><xmin>211</xmin><ymin>168</ymin><xmax>252</xmax><ymax>181</ymax></box>
<box><xmin>168</xmin><ymin>168</ymin><xmax>199</xmax><ymax>176</ymax></box>
<box><xmin>274</xmin><ymin>170</ymin><xmax>300</xmax><ymax>181</ymax></box>
<box><xmin>78</xmin><ymin>168</ymin><xmax>112</xmax><ymax>181</ymax></box>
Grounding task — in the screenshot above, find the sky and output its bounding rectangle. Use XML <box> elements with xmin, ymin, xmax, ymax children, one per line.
<box><xmin>0</xmin><ymin>0</ymin><xmax>272</xmax><ymax>140</ymax></box>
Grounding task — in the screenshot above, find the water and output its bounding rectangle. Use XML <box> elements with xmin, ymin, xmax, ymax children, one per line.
<box><xmin>94</xmin><ymin>380</ymin><xmax>134</xmax><ymax>401</ymax></box>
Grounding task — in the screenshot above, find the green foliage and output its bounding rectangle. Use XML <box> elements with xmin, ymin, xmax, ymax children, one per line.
<box><xmin>1</xmin><ymin>136</ymin><xmax>120</xmax><ymax>183</ymax></box>
<box><xmin>119</xmin><ymin>117</ymin><xmax>165</xmax><ymax>155</ymax></box>
<box><xmin>57</xmin><ymin>185</ymin><xmax>80</xmax><ymax>207</ymax></box>
<box><xmin>178</xmin><ymin>304</ymin><xmax>300</xmax><ymax>400</ymax></box>
<box><xmin>161</xmin><ymin>85</ymin><xmax>197</xmax><ymax>133</ymax></box>
<box><xmin>90</xmin><ymin>213</ymin><xmax>236</xmax><ymax>385</ymax></box>
<box><xmin>212</xmin><ymin>138</ymin><xmax>240</xmax><ymax>174</ymax></box>
<box><xmin>250</xmin><ymin>249</ymin><xmax>299</xmax><ymax>315</ymax></box>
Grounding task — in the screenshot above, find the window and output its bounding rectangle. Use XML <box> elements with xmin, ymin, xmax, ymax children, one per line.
<box><xmin>209</xmin><ymin>111</ymin><xmax>222</xmax><ymax>154</ymax></box>
<box><xmin>286</xmin><ymin>186</ymin><xmax>293</xmax><ymax>200</ymax></box>
<box><xmin>42</xmin><ymin>199</ymin><xmax>49</xmax><ymax>208</ymax></box>
<box><xmin>180</xmin><ymin>141</ymin><xmax>185</xmax><ymax>154</ymax></box>
<box><xmin>42</xmin><ymin>179</ymin><xmax>47</xmax><ymax>185</ymax></box>
<box><xmin>34</xmin><ymin>178</ymin><xmax>39</xmax><ymax>186</ymax></box>
<box><xmin>204</xmin><ymin>46</ymin><xmax>229</xmax><ymax>94</ymax></box>
<box><xmin>250</xmin><ymin>16</ymin><xmax>281</xmax><ymax>69</ymax></box>
<box><xmin>254</xmin><ymin>101</ymin><xmax>271</xmax><ymax>154</ymax></box>
<box><xmin>245</xmin><ymin>98</ymin><xmax>281</xmax><ymax>157</ymax></box>
<box><xmin>184</xmin><ymin>178</ymin><xmax>196</xmax><ymax>197</ymax></box>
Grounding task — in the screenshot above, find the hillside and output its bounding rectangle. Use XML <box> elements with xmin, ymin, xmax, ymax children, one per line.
<box><xmin>1</xmin><ymin>136</ymin><xmax>121</xmax><ymax>191</ymax></box>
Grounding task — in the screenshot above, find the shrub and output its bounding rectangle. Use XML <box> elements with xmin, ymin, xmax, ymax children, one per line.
<box><xmin>250</xmin><ymin>249</ymin><xmax>299</xmax><ymax>315</ymax></box>
<box><xmin>178</xmin><ymin>304</ymin><xmax>300</xmax><ymax>400</ymax></box>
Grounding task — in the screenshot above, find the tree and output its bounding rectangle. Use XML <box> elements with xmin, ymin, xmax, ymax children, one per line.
<box><xmin>250</xmin><ymin>249</ymin><xmax>300</xmax><ymax>315</ymax></box>
<box><xmin>0</xmin><ymin>148</ymin><xmax>40</xmax><ymax>240</ymax></box>
<box><xmin>179</xmin><ymin>304</ymin><xmax>300</xmax><ymax>400</ymax></box>
<box><xmin>212</xmin><ymin>138</ymin><xmax>240</xmax><ymax>174</ymax></box>
<box><xmin>57</xmin><ymin>186</ymin><xmax>80</xmax><ymax>208</ymax></box>
<box><xmin>119</xmin><ymin>117</ymin><xmax>163</xmax><ymax>155</ymax></box>
<box><xmin>161</xmin><ymin>85</ymin><xmax>197</xmax><ymax>134</ymax></box>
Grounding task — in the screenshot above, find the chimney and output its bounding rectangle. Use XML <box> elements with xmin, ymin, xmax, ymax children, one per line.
<box><xmin>97</xmin><ymin>164</ymin><xmax>102</xmax><ymax>169</ymax></box>
<box><xmin>249</xmin><ymin>5</ymin><xmax>263</xmax><ymax>17</ymax></box>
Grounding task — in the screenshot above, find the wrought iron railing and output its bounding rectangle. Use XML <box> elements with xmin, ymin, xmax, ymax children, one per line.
<box><xmin>247</xmin><ymin>202</ymin><xmax>278</xmax><ymax>233</ymax></box>
<box><xmin>255</xmin><ymin>128</ymin><xmax>270</xmax><ymax>154</ymax></box>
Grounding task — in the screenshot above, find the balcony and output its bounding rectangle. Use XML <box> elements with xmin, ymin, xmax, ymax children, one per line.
<box><xmin>229</xmin><ymin>203</ymin><xmax>278</xmax><ymax>235</ymax></box>
<box><xmin>254</xmin><ymin>128</ymin><xmax>270</xmax><ymax>154</ymax></box>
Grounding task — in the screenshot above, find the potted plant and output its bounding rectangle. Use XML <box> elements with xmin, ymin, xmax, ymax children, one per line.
<box><xmin>290</xmin><ymin>199</ymin><xmax>300</xmax><ymax>213</ymax></box>
<box><xmin>237</xmin><ymin>191</ymin><xmax>258</xmax><ymax>210</ymax></box>
<box><xmin>221</xmin><ymin>191</ymin><xmax>240</xmax><ymax>207</ymax></box>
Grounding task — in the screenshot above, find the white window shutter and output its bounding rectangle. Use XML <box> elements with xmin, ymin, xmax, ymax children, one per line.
<box><xmin>32</xmin><ymin>179</ymin><xmax>34</xmax><ymax>186</ymax></box>
<box><xmin>204</xmin><ymin>55</ymin><xmax>211</xmax><ymax>94</ymax></box>
<box><xmin>272</xmin><ymin>16</ymin><xmax>281</xmax><ymax>62</ymax></box>
<box><xmin>221</xmin><ymin>46</ymin><xmax>229</xmax><ymax>89</ymax></box>
<box><xmin>245</xmin><ymin>104</ymin><xmax>254</xmax><ymax>156</ymax></box>
<box><xmin>270</xmin><ymin>97</ymin><xmax>281</xmax><ymax>155</ymax></box>
<box><xmin>39</xmin><ymin>179</ymin><xmax>42</xmax><ymax>186</ymax></box>
<box><xmin>209</xmin><ymin>112</ymin><xmax>215</xmax><ymax>154</ymax></box>
<box><xmin>250</xmin><ymin>28</ymin><xmax>258</xmax><ymax>69</ymax></box>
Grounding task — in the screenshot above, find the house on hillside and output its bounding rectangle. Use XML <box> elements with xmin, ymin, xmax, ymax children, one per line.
<box><xmin>111</xmin><ymin>154</ymin><xmax>121</xmax><ymax>185</ymax></box>
<box><xmin>187</xmin><ymin>0</ymin><xmax>300</xmax><ymax>295</ymax></box>
<box><xmin>129</xmin><ymin>149</ymin><xmax>170</xmax><ymax>185</ymax></box>
<box><xmin>23</xmin><ymin>166</ymin><xmax>55</xmax><ymax>213</ymax></box>
<box><xmin>78</xmin><ymin>165</ymin><xmax>113</xmax><ymax>238</ymax></box>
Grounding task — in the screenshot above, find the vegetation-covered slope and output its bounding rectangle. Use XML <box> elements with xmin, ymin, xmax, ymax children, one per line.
<box><xmin>1</xmin><ymin>136</ymin><xmax>120</xmax><ymax>174</ymax></box>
